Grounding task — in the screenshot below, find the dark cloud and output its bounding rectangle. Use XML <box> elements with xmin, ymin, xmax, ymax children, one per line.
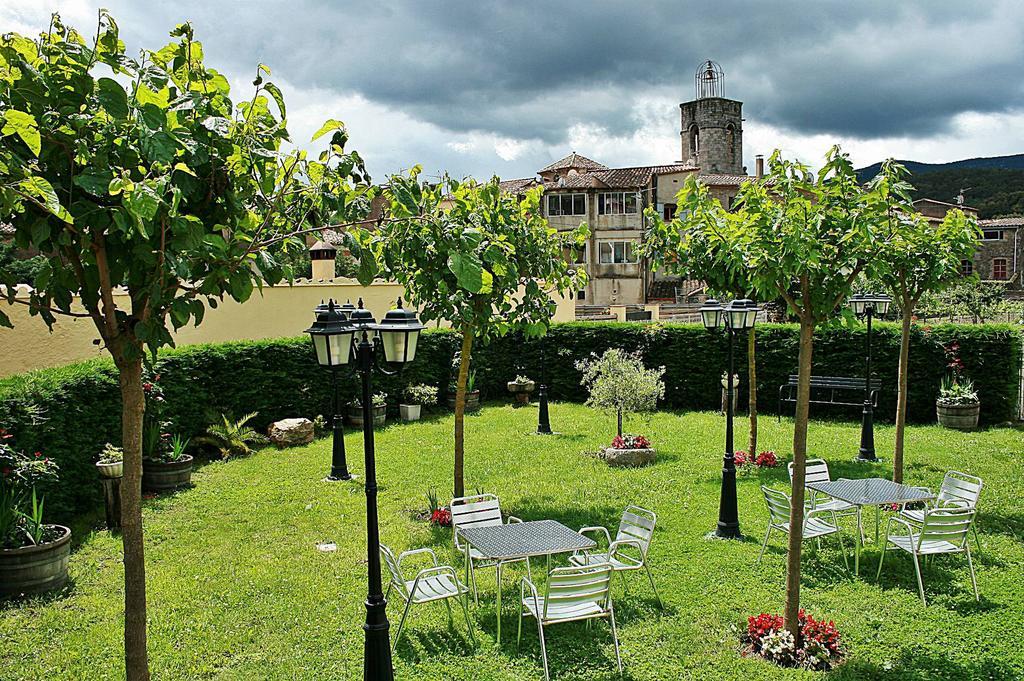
<box><xmin>28</xmin><ymin>1</ymin><xmax>1024</xmax><ymax>146</ymax></box>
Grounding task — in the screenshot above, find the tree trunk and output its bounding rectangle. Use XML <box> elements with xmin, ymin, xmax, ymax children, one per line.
<box><xmin>453</xmin><ymin>326</ymin><xmax>474</xmax><ymax>499</ymax></box>
<box><xmin>747</xmin><ymin>327</ymin><xmax>758</xmax><ymax>454</ymax></box>
<box><xmin>893</xmin><ymin>302</ymin><xmax>913</xmax><ymax>484</ymax></box>
<box><xmin>115</xmin><ymin>352</ymin><xmax>150</xmax><ymax>681</ymax></box>
<box><xmin>784</xmin><ymin>318</ymin><xmax>814</xmax><ymax>639</ymax></box>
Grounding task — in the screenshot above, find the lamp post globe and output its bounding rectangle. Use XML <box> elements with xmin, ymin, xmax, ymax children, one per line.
<box><xmin>305</xmin><ymin>300</ymin><xmax>355</xmax><ymax>481</ymax></box>
<box><xmin>372</xmin><ymin>298</ymin><xmax>425</xmax><ymax>364</ymax></box>
<box><xmin>700</xmin><ymin>298</ymin><xmax>724</xmax><ymax>330</ymax></box>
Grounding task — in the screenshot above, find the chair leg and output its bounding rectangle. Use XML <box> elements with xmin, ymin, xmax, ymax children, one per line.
<box><xmin>393</xmin><ymin>597</ymin><xmax>414</xmax><ymax>653</ymax></box>
<box><xmin>756</xmin><ymin>526</ymin><xmax>772</xmax><ymax>565</ymax></box>
<box><xmin>875</xmin><ymin>539</ymin><xmax>888</xmax><ymax>582</ymax></box>
<box><xmin>831</xmin><ymin>513</ymin><xmax>849</xmax><ymax>572</ymax></box>
<box><xmin>537</xmin><ymin>619</ymin><xmax>550</xmax><ymax>681</ymax></box>
<box><xmin>458</xmin><ymin>596</ymin><xmax>477</xmax><ymax>647</ymax></box>
<box><xmin>912</xmin><ymin>553</ymin><xmax>927</xmax><ymax>606</ymax></box>
<box><xmin>972</xmin><ymin>521</ymin><xmax>982</xmax><ymax>557</ymax></box>
<box><xmin>444</xmin><ymin>597</ymin><xmax>455</xmax><ymax>626</ymax></box>
<box><xmin>966</xmin><ymin>547</ymin><xmax>979</xmax><ymax>601</ymax></box>
<box><xmin>470</xmin><ymin>560</ymin><xmax>480</xmax><ymax>606</ymax></box>
<box><xmin>609</xmin><ymin>608</ymin><xmax>624</xmax><ymax>675</ymax></box>
<box><xmin>643</xmin><ymin>562</ymin><xmax>664</xmax><ymax>609</ymax></box>
<box><xmin>516</xmin><ymin>604</ymin><xmax>524</xmax><ymax>649</ymax></box>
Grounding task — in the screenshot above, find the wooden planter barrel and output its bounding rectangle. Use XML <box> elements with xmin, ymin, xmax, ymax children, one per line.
<box><xmin>0</xmin><ymin>525</ymin><xmax>72</xmax><ymax>597</ymax></box>
<box><xmin>936</xmin><ymin>402</ymin><xmax>980</xmax><ymax>430</ymax></box>
<box><xmin>348</xmin><ymin>405</ymin><xmax>386</xmax><ymax>428</ymax></box>
<box><xmin>142</xmin><ymin>455</ymin><xmax>194</xmax><ymax>492</ymax></box>
<box><xmin>446</xmin><ymin>390</ymin><xmax>481</xmax><ymax>412</ymax></box>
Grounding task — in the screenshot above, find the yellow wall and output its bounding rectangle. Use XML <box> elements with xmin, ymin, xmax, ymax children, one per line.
<box><xmin>0</xmin><ymin>280</ymin><xmax>575</xmax><ymax>378</ymax></box>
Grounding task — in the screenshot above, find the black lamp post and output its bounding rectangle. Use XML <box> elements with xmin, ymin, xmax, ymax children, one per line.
<box><xmin>307</xmin><ymin>300</ymin><xmax>354</xmax><ymax>481</ymax></box>
<box><xmin>849</xmin><ymin>293</ymin><xmax>891</xmax><ymax>462</ymax></box>
<box><xmin>537</xmin><ymin>336</ymin><xmax>552</xmax><ymax>434</ymax></box>
<box><xmin>305</xmin><ymin>298</ymin><xmax>424</xmax><ymax>681</ymax></box>
<box><xmin>701</xmin><ymin>297</ymin><xmax>760</xmax><ymax>540</ymax></box>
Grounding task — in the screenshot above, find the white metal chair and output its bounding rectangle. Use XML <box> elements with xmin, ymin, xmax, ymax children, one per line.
<box><xmin>757</xmin><ymin>486</ymin><xmax>848</xmax><ymax>570</ymax></box>
<box><xmin>901</xmin><ymin>471</ymin><xmax>983</xmax><ymax>553</ymax></box>
<box><xmin>380</xmin><ymin>545</ymin><xmax>476</xmax><ymax>651</ymax></box>
<box><xmin>570</xmin><ymin>505</ymin><xmax>663</xmax><ymax>608</ymax></box>
<box><xmin>876</xmin><ymin>507</ymin><xmax>979</xmax><ymax>605</ymax></box>
<box><xmin>518</xmin><ymin>563</ymin><xmax>623</xmax><ymax>681</ymax></box>
<box><xmin>788</xmin><ymin>459</ymin><xmax>859</xmax><ymax>516</ymax></box>
<box><xmin>451</xmin><ymin>493</ymin><xmax>531</xmax><ymax>604</ymax></box>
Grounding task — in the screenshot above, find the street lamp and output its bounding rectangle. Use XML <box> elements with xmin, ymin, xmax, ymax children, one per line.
<box><xmin>537</xmin><ymin>336</ymin><xmax>552</xmax><ymax>434</ymax></box>
<box><xmin>849</xmin><ymin>293</ymin><xmax>891</xmax><ymax>462</ymax></box>
<box><xmin>351</xmin><ymin>297</ymin><xmax>424</xmax><ymax>681</ymax></box>
<box><xmin>700</xmin><ymin>297</ymin><xmax>760</xmax><ymax>539</ymax></box>
<box><xmin>306</xmin><ymin>299</ymin><xmax>355</xmax><ymax>481</ymax></box>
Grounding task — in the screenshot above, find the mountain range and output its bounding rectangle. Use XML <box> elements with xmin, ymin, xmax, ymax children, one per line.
<box><xmin>856</xmin><ymin>153</ymin><xmax>1024</xmax><ymax>218</ymax></box>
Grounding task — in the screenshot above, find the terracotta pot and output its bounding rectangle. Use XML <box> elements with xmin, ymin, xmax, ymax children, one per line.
<box><xmin>0</xmin><ymin>525</ymin><xmax>72</xmax><ymax>597</ymax></box>
<box><xmin>95</xmin><ymin>460</ymin><xmax>123</xmax><ymax>478</ymax></box>
<box><xmin>142</xmin><ymin>455</ymin><xmax>194</xmax><ymax>492</ymax></box>
<box><xmin>937</xmin><ymin>401</ymin><xmax>980</xmax><ymax>430</ymax></box>
<box><xmin>399</xmin><ymin>404</ymin><xmax>421</xmax><ymax>421</ymax></box>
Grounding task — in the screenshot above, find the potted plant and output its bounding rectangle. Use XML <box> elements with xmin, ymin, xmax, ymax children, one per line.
<box><xmin>601</xmin><ymin>433</ymin><xmax>657</xmax><ymax>467</ymax></box>
<box><xmin>143</xmin><ymin>433</ymin><xmax>194</xmax><ymax>492</ymax></box>
<box><xmin>400</xmin><ymin>385</ymin><xmax>438</xmax><ymax>422</ymax></box>
<box><xmin>936</xmin><ymin>375</ymin><xmax>980</xmax><ymax>429</ymax></box>
<box><xmin>0</xmin><ymin>432</ymin><xmax>70</xmax><ymax>597</ymax></box>
<box><xmin>349</xmin><ymin>392</ymin><xmax>388</xmax><ymax>428</ymax></box>
<box><xmin>507</xmin><ymin>375</ymin><xmax>536</xmax><ymax>405</ymax></box>
<box><xmin>447</xmin><ymin>371</ymin><xmax>481</xmax><ymax>412</ymax></box>
<box><xmin>96</xmin><ymin>443</ymin><xmax>124</xmax><ymax>479</ymax></box>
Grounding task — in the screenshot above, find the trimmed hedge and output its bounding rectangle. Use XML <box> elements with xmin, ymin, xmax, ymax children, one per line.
<box><xmin>0</xmin><ymin>322</ymin><xmax>1019</xmax><ymax>521</ymax></box>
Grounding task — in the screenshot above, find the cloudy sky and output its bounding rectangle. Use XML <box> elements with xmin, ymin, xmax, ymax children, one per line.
<box><xmin>3</xmin><ymin>1</ymin><xmax>1024</xmax><ymax>183</ymax></box>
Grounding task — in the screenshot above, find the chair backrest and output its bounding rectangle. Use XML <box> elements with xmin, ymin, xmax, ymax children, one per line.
<box><xmin>614</xmin><ymin>505</ymin><xmax>656</xmax><ymax>556</ymax></box>
<box><xmin>919</xmin><ymin>508</ymin><xmax>975</xmax><ymax>551</ymax></box>
<box><xmin>938</xmin><ymin>471</ymin><xmax>983</xmax><ymax>509</ymax></box>
<box><xmin>542</xmin><ymin>563</ymin><xmax>613</xmax><ymax>620</ymax></box>
<box><xmin>761</xmin><ymin>486</ymin><xmax>791</xmax><ymax>527</ymax></box>
<box><xmin>379</xmin><ymin>545</ymin><xmax>408</xmax><ymax>600</ymax></box>
<box><xmin>789</xmin><ymin>458</ymin><xmax>831</xmax><ymax>486</ymax></box>
<box><xmin>450</xmin><ymin>493</ymin><xmax>503</xmax><ymax>550</ymax></box>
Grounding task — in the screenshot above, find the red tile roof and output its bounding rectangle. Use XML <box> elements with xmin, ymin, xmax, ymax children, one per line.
<box><xmin>698</xmin><ymin>173</ymin><xmax>754</xmax><ymax>186</ymax></box>
<box><xmin>979</xmin><ymin>216</ymin><xmax>1024</xmax><ymax>227</ymax></box>
<box><xmin>539</xmin><ymin>152</ymin><xmax>608</xmax><ymax>173</ymax></box>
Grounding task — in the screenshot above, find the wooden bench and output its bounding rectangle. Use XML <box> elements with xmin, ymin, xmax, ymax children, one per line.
<box><xmin>777</xmin><ymin>375</ymin><xmax>880</xmax><ymax>421</ymax></box>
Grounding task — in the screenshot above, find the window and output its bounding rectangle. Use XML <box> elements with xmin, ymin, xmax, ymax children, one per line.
<box><xmin>598</xmin><ymin>192</ymin><xmax>638</xmax><ymax>215</ymax></box>
<box><xmin>577</xmin><ymin>289</ymin><xmax>586</xmax><ymax>301</ymax></box>
<box><xmin>688</xmin><ymin>124</ymin><xmax>700</xmax><ymax>156</ymax></box>
<box><xmin>547</xmin><ymin>193</ymin><xmax>586</xmax><ymax>216</ymax></box>
<box><xmin>598</xmin><ymin>240</ymin><xmax>636</xmax><ymax>264</ymax></box>
<box><xmin>663</xmin><ymin>203</ymin><xmax>677</xmax><ymax>220</ymax></box>
<box><xmin>982</xmin><ymin>230</ymin><xmax>1004</xmax><ymax>241</ymax></box>
<box><xmin>992</xmin><ymin>258</ymin><xmax>1008</xmax><ymax>280</ymax></box>
<box><xmin>564</xmin><ymin>243</ymin><xmax>588</xmax><ymax>264</ymax></box>
<box><xmin>725</xmin><ymin>123</ymin><xmax>736</xmax><ymax>160</ymax></box>
<box><xmin>961</xmin><ymin>259</ymin><xmax>974</xmax><ymax>276</ymax></box>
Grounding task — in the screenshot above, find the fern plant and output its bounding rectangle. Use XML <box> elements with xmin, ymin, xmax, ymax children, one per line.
<box><xmin>195</xmin><ymin>413</ymin><xmax>269</xmax><ymax>460</ymax></box>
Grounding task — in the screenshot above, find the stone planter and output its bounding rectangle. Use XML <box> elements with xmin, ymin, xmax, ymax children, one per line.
<box><xmin>349</xmin><ymin>405</ymin><xmax>387</xmax><ymax>428</ymax></box>
<box><xmin>446</xmin><ymin>390</ymin><xmax>481</xmax><ymax>412</ymax></box>
<box><xmin>399</xmin><ymin>404</ymin><xmax>422</xmax><ymax>421</ymax></box>
<box><xmin>507</xmin><ymin>381</ymin><xmax>536</xmax><ymax>405</ymax></box>
<box><xmin>937</xmin><ymin>401</ymin><xmax>980</xmax><ymax>430</ymax></box>
<box><xmin>0</xmin><ymin>525</ymin><xmax>72</xmax><ymax>597</ymax></box>
<box><xmin>142</xmin><ymin>455</ymin><xmax>194</xmax><ymax>492</ymax></box>
<box><xmin>95</xmin><ymin>460</ymin><xmax>123</xmax><ymax>479</ymax></box>
<box><xmin>600</xmin><ymin>447</ymin><xmax>656</xmax><ymax>468</ymax></box>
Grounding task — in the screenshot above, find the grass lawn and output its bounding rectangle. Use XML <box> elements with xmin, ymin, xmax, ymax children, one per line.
<box><xmin>1</xmin><ymin>403</ymin><xmax>1022</xmax><ymax>680</ymax></box>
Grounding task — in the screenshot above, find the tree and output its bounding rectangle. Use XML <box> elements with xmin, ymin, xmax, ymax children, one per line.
<box><xmin>349</xmin><ymin>172</ymin><xmax>587</xmax><ymax>497</ymax></box>
<box><xmin>871</xmin><ymin>168</ymin><xmax>978</xmax><ymax>482</ymax></box>
<box><xmin>642</xmin><ymin>185</ymin><xmax>762</xmax><ymax>453</ymax></box>
<box><xmin>0</xmin><ymin>14</ymin><xmax>372</xmax><ymax>679</ymax></box>
<box><xmin>576</xmin><ymin>348</ymin><xmax>665</xmax><ymax>438</ymax></box>
<box><xmin>676</xmin><ymin>147</ymin><xmax>897</xmax><ymax>637</ymax></box>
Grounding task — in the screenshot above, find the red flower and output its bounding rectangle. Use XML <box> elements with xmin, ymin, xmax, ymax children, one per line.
<box><xmin>734</xmin><ymin>451</ymin><xmax>748</xmax><ymax>466</ymax></box>
<box><xmin>34</xmin><ymin>451</ymin><xmax>41</xmax><ymax>458</ymax></box>
<box><xmin>756</xmin><ymin>451</ymin><xmax>778</xmax><ymax>468</ymax></box>
<box><xmin>430</xmin><ymin>508</ymin><xmax>452</xmax><ymax>527</ymax></box>
<box><xmin>154</xmin><ymin>374</ymin><xmax>161</xmax><ymax>382</ymax></box>
<box><xmin>143</xmin><ymin>382</ymin><xmax>153</xmax><ymax>392</ymax></box>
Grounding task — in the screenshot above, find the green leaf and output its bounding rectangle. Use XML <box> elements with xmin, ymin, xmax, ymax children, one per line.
<box><xmin>2</xmin><ymin>110</ymin><xmax>41</xmax><ymax>156</ymax></box>
<box><xmin>125</xmin><ymin>183</ymin><xmax>161</xmax><ymax>225</ymax></box>
<box><xmin>140</xmin><ymin>103</ymin><xmax>165</xmax><ymax>130</ymax></box>
<box><xmin>202</xmin><ymin>116</ymin><xmax>232</xmax><ymax>137</ymax></box>
<box><xmin>140</xmin><ymin>130</ymin><xmax>176</xmax><ymax>164</ymax></box>
<box><xmin>20</xmin><ymin>176</ymin><xmax>72</xmax><ymax>223</ymax></box>
<box><xmin>96</xmin><ymin>77</ymin><xmax>129</xmax><ymax>118</ymax></box>
<box><xmin>448</xmin><ymin>253</ymin><xmax>485</xmax><ymax>293</ymax></box>
<box><xmin>312</xmin><ymin>119</ymin><xmax>344</xmax><ymax>142</ymax></box>
<box><xmin>263</xmin><ymin>82</ymin><xmax>286</xmax><ymax>120</ymax></box>
<box><xmin>74</xmin><ymin>169</ymin><xmax>114</xmax><ymax>197</ymax></box>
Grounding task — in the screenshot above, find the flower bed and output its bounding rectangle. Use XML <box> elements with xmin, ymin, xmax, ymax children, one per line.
<box><xmin>734</xmin><ymin>450</ymin><xmax>779</xmax><ymax>473</ymax></box>
<box><xmin>742</xmin><ymin>610</ymin><xmax>843</xmax><ymax>671</ymax></box>
<box><xmin>611</xmin><ymin>434</ymin><xmax>651</xmax><ymax>450</ymax></box>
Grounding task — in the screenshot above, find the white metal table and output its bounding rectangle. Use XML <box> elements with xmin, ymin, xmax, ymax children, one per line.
<box><xmin>457</xmin><ymin>519</ymin><xmax>595</xmax><ymax>642</ymax></box>
<box><xmin>807</xmin><ymin>477</ymin><xmax>934</xmax><ymax>575</ymax></box>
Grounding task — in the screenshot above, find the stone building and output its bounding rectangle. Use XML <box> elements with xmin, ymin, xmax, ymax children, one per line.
<box><xmin>913</xmin><ymin>198</ymin><xmax>1022</xmax><ymax>289</ymax></box>
<box><xmin>499</xmin><ymin>61</ymin><xmax>753</xmax><ymax>307</ymax></box>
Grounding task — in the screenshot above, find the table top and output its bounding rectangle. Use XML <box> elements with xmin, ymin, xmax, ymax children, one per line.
<box><xmin>457</xmin><ymin>519</ymin><xmax>596</xmax><ymax>560</ymax></box>
<box><xmin>807</xmin><ymin>477</ymin><xmax>935</xmax><ymax>506</ymax></box>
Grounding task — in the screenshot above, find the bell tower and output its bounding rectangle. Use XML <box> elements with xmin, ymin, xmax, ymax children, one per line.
<box><xmin>680</xmin><ymin>60</ymin><xmax>744</xmax><ymax>175</ymax></box>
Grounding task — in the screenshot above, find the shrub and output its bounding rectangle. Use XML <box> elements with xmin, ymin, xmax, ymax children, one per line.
<box><xmin>0</xmin><ymin>433</ymin><xmax>59</xmax><ymax>549</ymax></box>
<box><xmin>195</xmin><ymin>413</ymin><xmax>269</xmax><ymax>460</ymax></box>
<box><xmin>576</xmin><ymin>349</ymin><xmax>666</xmax><ymax>437</ymax></box>
<box><xmin>403</xmin><ymin>385</ymin><xmax>438</xmax><ymax>406</ymax></box>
